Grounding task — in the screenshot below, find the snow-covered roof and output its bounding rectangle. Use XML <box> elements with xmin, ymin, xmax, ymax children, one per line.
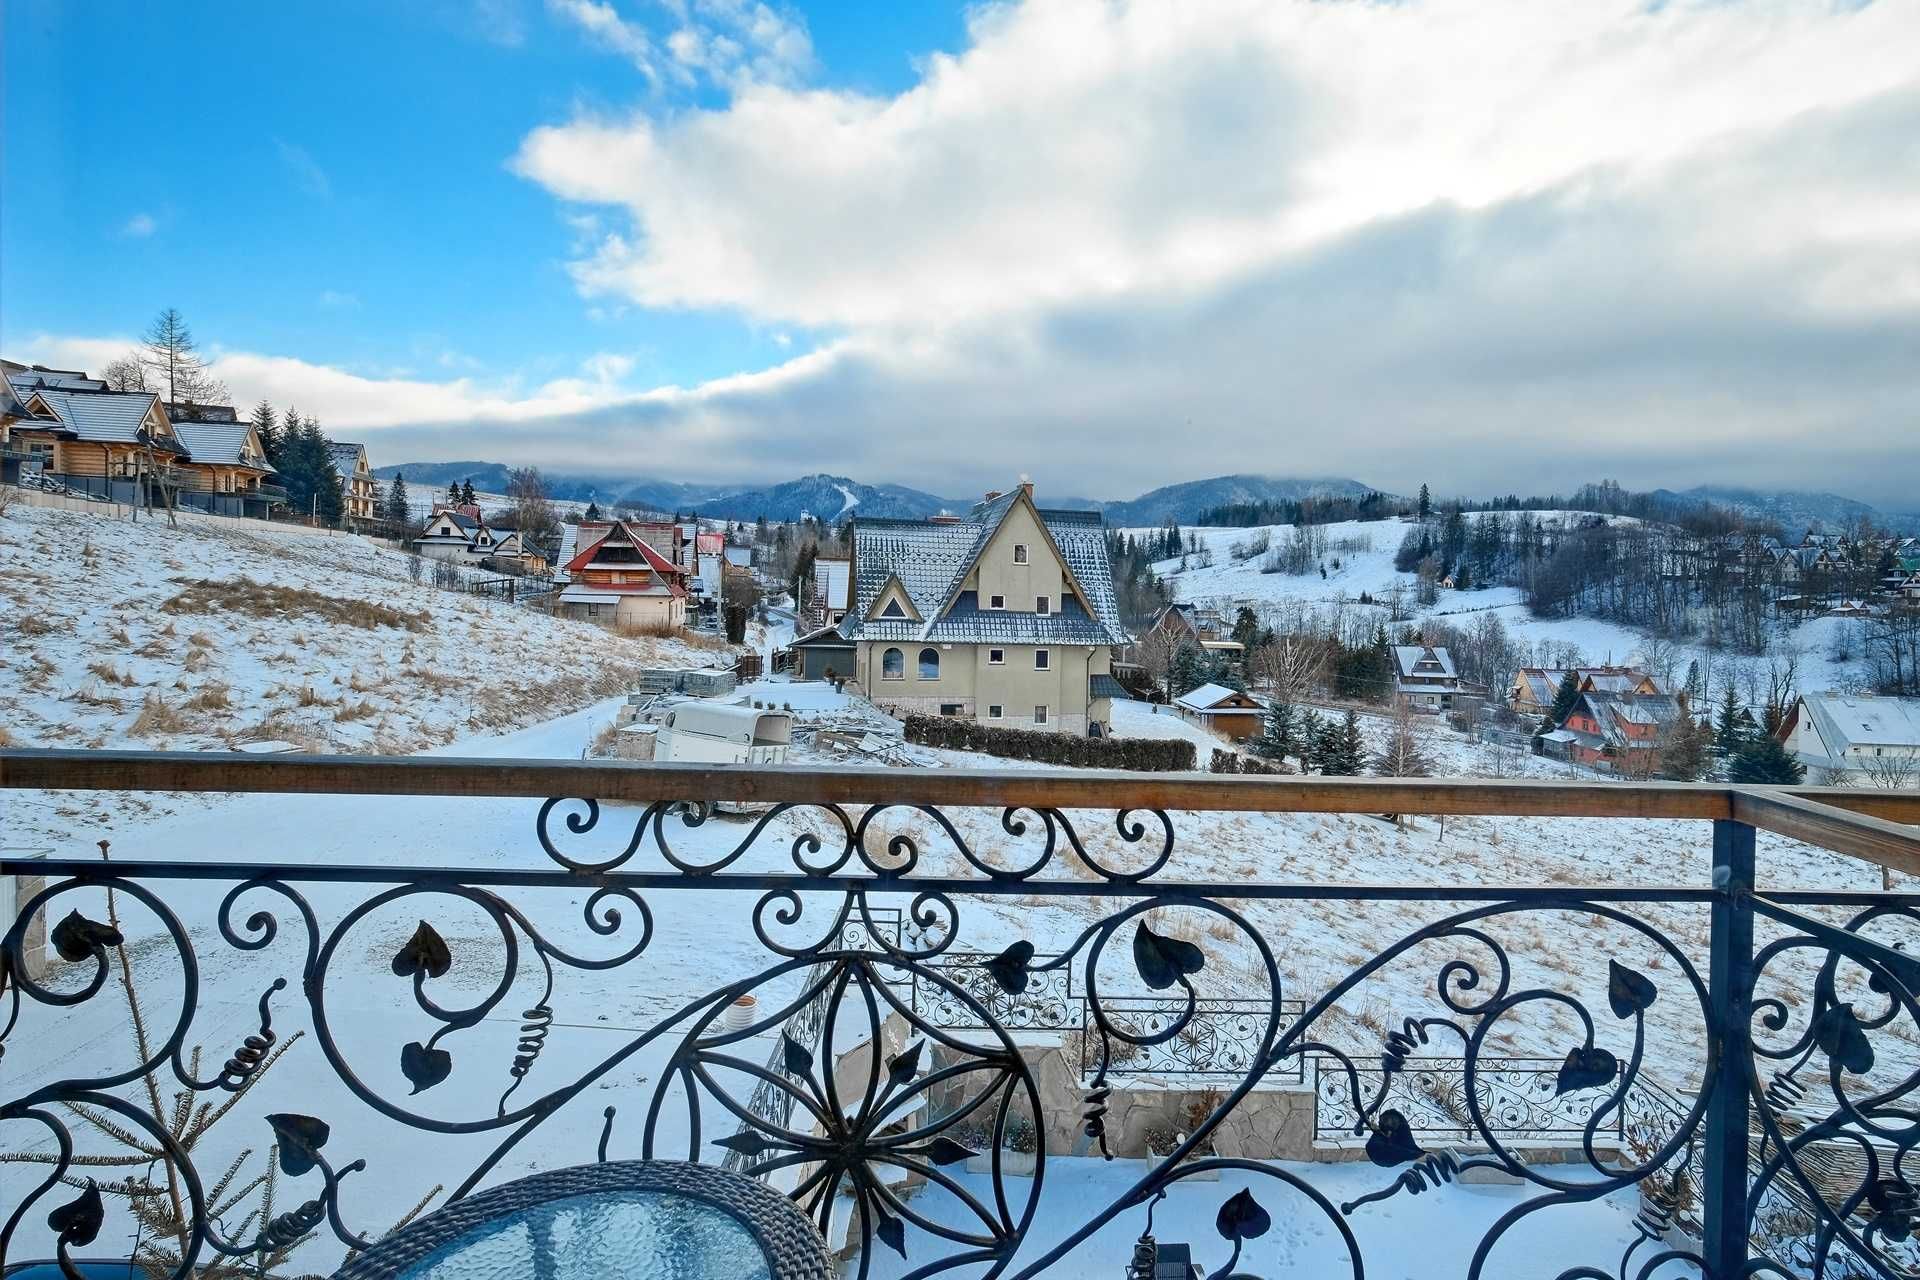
<box><xmin>1801</xmin><ymin>694</ymin><xmax>1920</xmax><ymax>753</ymax></box>
<box><xmin>848</xmin><ymin>489</ymin><xmax>1127</xmax><ymax>647</ymax></box>
<box><xmin>1391</xmin><ymin>645</ymin><xmax>1457</xmax><ymax>681</ymax></box>
<box><xmin>813</xmin><ymin>557</ymin><xmax>852</xmax><ymax>610</ymax></box>
<box><xmin>1175</xmin><ymin>682</ymin><xmax>1252</xmax><ymax>712</ymax></box>
<box><xmin>24</xmin><ymin>386</ymin><xmax>180</xmax><ymax>451</ymax></box>
<box><xmin>9</xmin><ymin>370</ymin><xmax>106</xmax><ymax>393</ymax></box>
<box><xmin>171</xmin><ymin>421</ymin><xmax>270</xmax><ymax>469</ymax></box>
<box><xmin>326</xmin><ymin>442</ymin><xmax>367</xmax><ymax>475</ymax></box>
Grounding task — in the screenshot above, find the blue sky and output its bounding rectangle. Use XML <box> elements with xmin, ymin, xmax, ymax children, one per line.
<box><xmin>4</xmin><ymin>1</ymin><xmax>1917</xmax><ymax>507</ymax></box>
<box><xmin>3</xmin><ymin>0</ymin><xmax>962</xmax><ymax>389</ymax></box>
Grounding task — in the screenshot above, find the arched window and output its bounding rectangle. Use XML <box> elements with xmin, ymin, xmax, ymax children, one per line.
<box><xmin>918</xmin><ymin>648</ymin><xmax>940</xmax><ymax>679</ymax></box>
<box><xmin>882</xmin><ymin>648</ymin><xmax>904</xmax><ymax>679</ymax></box>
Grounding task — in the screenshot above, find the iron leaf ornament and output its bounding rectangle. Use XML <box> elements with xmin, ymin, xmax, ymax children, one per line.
<box><xmin>984</xmin><ymin>940</ymin><xmax>1036</xmax><ymax>995</ymax></box>
<box><xmin>1606</xmin><ymin>959</ymin><xmax>1657</xmax><ymax>1019</ymax></box>
<box><xmin>1814</xmin><ymin>1001</ymin><xmax>1876</xmax><ymax>1075</ymax></box>
<box><xmin>391</xmin><ymin>920</ymin><xmax>452</xmax><ymax>980</ymax></box>
<box><xmin>47</xmin><ymin>1179</ymin><xmax>105</xmax><ymax>1248</ymax></box>
<box><xmin>1556</xmin><ymin>1045</ymin><xmax>1620</xmax><ymax>1096</ymax></box>
<box><xmin>266</xmin><ymin>1112</ymin><xmax>332</xmax><ymax>1176</ymax></box>
<box><xmin>1365</xmin><ymin>1108</ymin><xmax>1423</xmax><ymax>1167</ymax></box>
<box><xmin>51</xmin><ymin>909</ymin><xmax>123</xmax><ymax>962</ymax></box>
<box><xmin>1133</xmin><ymin>919</ymin><xmax>1205</xmax><ymax>991</ymax></box>
<box><xmin>401</xmin><ymin>1039</ymin><xmax>453</xmax><ymax>1094</ymax></box>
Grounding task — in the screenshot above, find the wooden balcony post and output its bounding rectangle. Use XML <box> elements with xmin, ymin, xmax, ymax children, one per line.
<box><xmin>1702</xmin><ymin>816</ymin><xmax>1756</xmax><ymax>1273</ymax></box>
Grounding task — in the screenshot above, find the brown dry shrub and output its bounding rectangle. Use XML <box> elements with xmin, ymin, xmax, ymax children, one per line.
<box><xmin>163</xmin><ymin>578</ymin><xmax>428</xmax><ymax>632</ymax></box>
<box><xmin>296</xmin><ymin>683</ymin><xmax>334</xmax><ymax>708</ymax></box>
<box><xmin>335</xmin><ymin>699</ymin><xmax>377</xmax><ymax>722</ymax></box>
<box><xmin>86</xmin><ymin>660</ymin><xmax>138</xmax><ymax>687</ymax></box>
<box><xmin>184</xmin><ymin>683</ymin><xmax>231</xmax><ymax>711</ymax></box>
<box><xmin>131</xmin><ymin>693</ymin><xmax>189</xmax><ymax>739</ymax></box>
<box><xmin>16</xmin><ymin>615</ymin><xmax>54</xmax><ymax>637</ymax></box>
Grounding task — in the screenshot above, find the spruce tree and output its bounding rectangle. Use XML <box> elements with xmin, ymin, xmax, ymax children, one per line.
<box><xmin>1730</xmin><ymin>736</ymin><xmax>1805</xmax><ymax>785</ymax></box>
<box><xmin>1714</xmin><ymin>684</ymin><xmax>1750</xmax><ymax>754</ymax></box>
<box><xmin>1170</xmin><ymin>643</ymin><xmax>1206</xmax><ymax>697</ymax></box>
<box><xmin>386</xmin><ymin>474</ymin><xmax>410</xmax><ymax>530</ymax></box>
<box><xmin>447</xmin><ymin>481</ymin><xmax>461</xmax><ymax>505</ymax></box>
<box><xmin>585</xmin><ymin>501</ymin><xmax>602</xmax><ymax>521</ymax></box>
<box><xmin>1661</xmin><ymin>714</ymin><xmax>1711</xmax><ymax>782</ymax></box>
<box><xmin>1417</xmin><ymin>484</ymin><xmax>1431</xmax><ymax>521</ymax></box>
<box><xmin>1298</xmin><ymin>712</ymin><xmax>1324</xmax><ymax>774</ymax></box>
<box><xmin>1253</xmin><ymin>700</ymin><xmax>1297</xmax><ymax>763</ymax></box>
<box><xmin>460</xmin><ymin>479</ymin><xmax>477</xmax><ymax>506</ymax></box>
<box><xmin>1542</xmin><ymin>670</ymin><xmax>1583</xmax><ymax>734</ymax></box>
<box><xmin>1319</xmin><ymin>710</ymin><xmax>1366</xmax><ymax>776</ymax></box>
<box><xmin>250</xmin><ymin>401</ymin><xmax>280</xmax><ymax>466</ymax></box>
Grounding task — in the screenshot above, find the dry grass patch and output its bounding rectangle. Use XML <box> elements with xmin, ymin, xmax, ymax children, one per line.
<box><xmin>0</xmin><ymin>725</ymin><xmax>13</xmax><ymax>747</ymax></box>
<box><xmin>163</xmin><ymin>577</ymin><xmax>429</xmax><ymax>632</ymax></box>
<box><xmin>183</xmin><ymin>682</ymin><xmax>231</xmax><ymax>711</ymax></box>
<box><xmin>130</xmin><ymin>693</ymin><xmax>189</xmax><ymax>739</ymax></box>
<box><xmin>16</xmin><ymin>614</ymin><xmax>54</xmax><ymax>637</ymax></box>
<box><xmin>86</xmin><ymin>660</ymin><xmax>138</xmax><ymax>687</ymax></box>
<box><xmin>66</xmin><ymin>681</ymin><xmax>124</xmax><ymax>709</ymax></box>
<box><xmin>335</xmin><ymin>699</ymin><xmax>377</xmax><ymax>722</ymax></box>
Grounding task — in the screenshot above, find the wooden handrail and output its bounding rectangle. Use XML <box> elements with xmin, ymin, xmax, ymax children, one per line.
<box><xmin>3</xmin><ymin>748</ymin><xmax>1918</xmax><ymax>823</ymax></box>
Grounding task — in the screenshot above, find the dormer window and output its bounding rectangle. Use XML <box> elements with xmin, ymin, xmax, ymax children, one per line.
<box><xmin>880</xmin><ymin>598</ymin><xmax>905</xmax><ymax>618</ymax></box>
<box><xmin>1013</xmin><ymin>544</ymin><xmax>1029</xmax><ymax>564</ymax></box>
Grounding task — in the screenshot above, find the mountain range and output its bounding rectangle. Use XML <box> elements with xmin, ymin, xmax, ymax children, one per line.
<box><xmin>371</xmin><ymin>461</ymin><xmax>1916</xmax><ymax>532</ymax></box>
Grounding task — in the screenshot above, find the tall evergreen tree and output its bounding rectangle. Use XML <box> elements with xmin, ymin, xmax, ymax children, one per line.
<box><xmin>1417</xmin><ymin>483</ymin><xmax>1431</xmax><ymax>521</ymax></box>
<box><xmin>1170</xmin><ymin>642</ymin><xmax>1206</xmax><ymax>698</ymax></box>
<box><xmin>1298</xmin><ymin>711</ymin><xmax>1324</xmax><ymax>774</ymax></box>
<box><xmin>386</xmin><ymin>473</ymin><xmax>410</xmax><ymax>530</ymax></box>
<box><xmin>1714</xmin><ymin>684</ymin><xmax>1750</xmax><ymax>753</ymax></box>
<box><xmin>1542</xmin><ymin>670</ymin><xmax>1583</xmax><ymax>733</ymax></box>
<box><xmin>1318</xmin><ymin>710</ymin><xmax>1366</xmax><ymax>776</ymax></box>
<box><xmin>1730</xmin><ymin>736</ymin><xmax>1805</xmax><ymax>784</ymax></box>
<box><xmin>584</xmin><ymin>501</ymin><xmax>602</xmax><ymax>521</ymax></box>
<box><xmin>447</xmin><ymin>481</ymin><xmax>461</xmax><ymax>505</ymax></box>
<box><xmin>459</xmin><ymin>479</ymin><xmax>477</xmax><ymax>506</ymax></box>
<box><xmin>249</xmin><ymin>401</ymin><xmax>280</xmax><ymax>466</ymax></box>
<box><xmin>1252</xmin><ymin>700</ymin><xmax>1297</xmax><ymax>764</ymax></box>
<box><xmin>1661</xmin><ymin>713</ymin><xmax>1712</xmax><ymax>782</ymax></box>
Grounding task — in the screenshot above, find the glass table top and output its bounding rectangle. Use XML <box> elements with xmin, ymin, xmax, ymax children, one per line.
<box><xmin>393</xmin><ymin>1188</ymin><xmax>775</xmax><ymax>1280</ymax></box>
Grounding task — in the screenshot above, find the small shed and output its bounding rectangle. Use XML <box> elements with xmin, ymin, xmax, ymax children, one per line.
<box><xmin>788</xmin><ymin>621</ymin><xmax>856</xmax><ymax>682</ymax></box>
<box><xmin>1173</xmin><ymin>682</ymin><xmax>1265</xmax><ymax>741</ymax></box>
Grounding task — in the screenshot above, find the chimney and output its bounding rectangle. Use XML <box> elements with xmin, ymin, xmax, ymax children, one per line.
<box><xmin>983</xmin><ymin>490</ymin><xmax>1001</xmax><ymax>502</ymax></box>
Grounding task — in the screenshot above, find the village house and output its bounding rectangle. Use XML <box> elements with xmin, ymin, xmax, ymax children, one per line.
<box><xmin>847</xmin><ymin>482</ymin><xmax>1130</xmax><ymax>736</ymax></box>
<box><xmin>1392</xmin><ymin>644</ymin><xmax>1460</xmax><ymax>712</ymax></box>
<box><xmin>168</xmin><ymin>413</ymin><xmax>282</xmax><ymax>517</ymax></box>
<box><xmin>1779</xmin><ymin>693</ymin><xmax>1920</xmax><ymax>785</ymax></box>
<box><xmin>556</xmin><ymin>519</ymin><xmax>688</xmax><ymax>630</ymax></box>
<box><xmin>413</xmin><ymin>504</ymin><xmax>499</xmax><ymax>562</ymax></box>
<box><xmin>1509</xmin><ymin>666</ymin><xmax>1665</xmax><ymax>718</ymax></box>
<box><xmin>801</xmin><ymin>556</ymin><xmax>853</xmax><ymax>631</ymax></box>
<box><xmin>1540</xmin><ymin>688</ymin><xmax>1689</xmax><ymax>774</ymax></box>
<box><xmin>325</xmin><ymin>441</ymin><xmax>379</xmax><ymax>527</ymax></box>
<box><xmin>6</xmin><ymin>377</ymin><xmax>190</xmax><ymax>504</ymax></box>
<box><xmin>1173</xmin><ymin>682</ymin><xmax>1265</xmax><ymax>740</ymax></box>
<box><xmin>788</xmin><ymin>621</ymin><xmax>857</xmax><ymax>682</ymax></box>
<box><xmin>1141</xmin><ymin>601</ymin><xmax>1245</xmax><ymax>667</ymax></box>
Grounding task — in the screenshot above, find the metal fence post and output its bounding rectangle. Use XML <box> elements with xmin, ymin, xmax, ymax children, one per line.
<box><xmin>1703</xmin><ymin>816</ymin><xmax>1757</xmax><ymax>1274</ymax></box>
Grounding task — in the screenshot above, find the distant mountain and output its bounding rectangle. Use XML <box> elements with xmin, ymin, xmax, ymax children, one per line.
<box><xmin>1650</xmin><ymin>485</ymin><xmax>1920</xmax><ymax>536</ymax></box>
<box><xmin>1097</xmin><ymin>474</ymin><xmax>1387</xmax><ymax>527</ymax></box>
<box><xmin>683</xmin><ymin>474</ymin><xmax>953</xmax><ymax>522</ymax></box>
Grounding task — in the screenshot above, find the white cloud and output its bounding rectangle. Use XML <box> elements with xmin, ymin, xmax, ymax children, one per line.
<box><xmin>121</xmin><ymin>213</ymin><xmax>157</xmax><ymax>238</ymax></box>
<box><xmin>546</xmin><ymin>0</ymin><xmax>811</xmax><ymax>91</ymax></box>
<box><xmin>275</xmin><ymin>139</ymin><xmax>332</xmax><ymax>198</ymax></box>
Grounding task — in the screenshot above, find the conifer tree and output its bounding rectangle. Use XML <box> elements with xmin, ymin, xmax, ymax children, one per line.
<box><xmin>1661</xmin><ymin>712</ymin><xmax>1712</xmax><ymax>782</ymax></box>
<box><xmin>249</xmin><ymin>400</ymin><xmax>280</xmax><ymax>466</ymax></box>
<box><xmin>585</xmin><ymin>501</ymin><xmax>602</xmax><ymax>521</ymax></box>
<box><xmin>386</xmin><ymin>473</ymin><xmax>410</xmax><ymax>530</ymax></box>
<box><xmin>1542</xmin><ymin>670</ymin><xmax>1583</xmax><ymax>734</ymax></box>
<box><xmin>1417</xmin><ymin>483</ymin><xmax>1431</xmax><ymax>521</ymax></box>
<box><xmin>1714</xmin><ymin>684</ymin><xmax>1750</xmax><ymax>754</ymax></box>
<box><xmin>1253</xmin><ymin>700</ymin><xmax>1297</xmax><ymax>763</ymax></box>
<box><xmin>1730</xmin><ymin>736</ymin><xmax>1805</xmax><ymax>784</ymax></box>
<box><xmin>1318</xmin><ymin>710</ymin><xmax>1366</xmax><ymax>776</ymax></box>
<box><xmin>459</xmin><ymin>479</ymin><xmax>477</xmax><ymax>506</ymax></box>
<box><xmin>1298</xmin><ymin>711</ymin><xmax>1324</xmax><ymax>774</ymax></box>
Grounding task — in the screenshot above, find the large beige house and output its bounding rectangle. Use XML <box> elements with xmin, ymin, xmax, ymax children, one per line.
<box><xmin>326</xmin><ymin>442</ymin><xmax>379</xmax><ymax>525</ymax></box>
<box><xmin>848</xmin><ymin>483</ymin><xmax>1130</xmax><ymax>737</ymax></box>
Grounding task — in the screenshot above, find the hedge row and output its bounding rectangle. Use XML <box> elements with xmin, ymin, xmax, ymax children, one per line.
<box><xmin>1208</xmin><ymin>749</ymin><xmax>1293</xmax><ymax>776</ymax></box>
<box><xmin>903</xmin><ymin>715</ymin><xmax>1197</xmax><ymax>771</ymax></box>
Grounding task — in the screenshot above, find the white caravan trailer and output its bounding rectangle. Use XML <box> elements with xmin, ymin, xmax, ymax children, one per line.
<box><xmin>652</xmin><ymin>701</ymin><xmax>793</xmax><ymax>766</ymax></box>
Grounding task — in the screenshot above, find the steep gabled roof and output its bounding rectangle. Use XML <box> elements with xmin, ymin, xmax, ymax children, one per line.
<box><xmin>326</xmin><ymin>442</ymin><xmax>368</xmax><ymax>476</ymax></box>
<box><xmin>564</xmin><ymin>520</ymin><xmax>686</xmax><ymax>591</ymax></box>
<box><xmin>25</xmin><ymin>387</ymin><xmax>183</xmax><ymax>454</ymax></box>
<box><xmin>1391</xmin><ymin>645</ymin><xmax>1457</xmax><ymax>681</ymax></box>
<box><xmin>847</xmin><ymin>492</ymin><xmax>1127</xmax><ymax>646</ymax></box>
<box><xmin>171</xmin><ymin>421</ymin><xmax>272</xmax><ymax>470</ymax></box>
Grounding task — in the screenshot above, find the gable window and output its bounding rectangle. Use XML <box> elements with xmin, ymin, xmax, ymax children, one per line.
<box><xmin>880</xmin><ymin>598</ymin><xmax>906</xmax><ymax>618</ymax></box>
<box><xmin>1034</xmin><ymin>705</ymin><xmax>1047</xmax><ymax>724</ymax></box>
<box><xmin>1034</xmin><ymin>649</ymin><xmax>1050</xmax><ymax>671</ymax></box>
<box><xmin>1013</xmin><ymin>544</ymin><xmax>1029</xmax><ymax>564</ymax></box>
<box><xmin>987</xmin><ymin>704</ymin><xmax>1003</xmax><ymax>720</ymax></box>
<box><xmin>988</xmin><ymin>648</ymin><xmax>1005</xmax><ymax>665</ymax></box>
<box><xmin>988</xmin><ymin>594</ymin><xmax>1005</xmax><ymax>610</ymax></box>
<box><xmin>1036</xmin><ymin>595</ymin><xmax>1050</xmax><ymax>615</ymax></box>
<box><xmin>918</xmin><ymin>648</ymin><xmax>941</xmax><ymax>679</ymax></box>
<box><xmin>882</xmin><ymin>647</ymin><xmax>905</xmax><ymax>679</ymax></box>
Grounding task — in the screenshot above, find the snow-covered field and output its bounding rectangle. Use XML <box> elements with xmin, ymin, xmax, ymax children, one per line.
<box><xmin>1133</xmin><ymin>515</ymin><xmax>1858</xmax><ymax>694</ymax></box>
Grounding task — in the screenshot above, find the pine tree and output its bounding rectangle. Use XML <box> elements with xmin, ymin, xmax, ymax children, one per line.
<box><xmin>1170</xmin><ymin>643</ymin><xmax>1206</xmax><ymax>697</ymax></box>
<box><xmin>1730</xmin><ymin>736</ymin><xmax>1805</xmax><ymax>784</ymax></box>
<box><xmin>1454</xmin><ymin>561</ymin><xmax>1472</xmax><ymax>591</ymax></box>
<box><xmin>447</xmin><ymin>481</ymin><xmax>461</xmax><ymax>505</ymax></box>
<box><xmin>1252</xmin><ymin>700</ymin><xmax>1297</xmax><ymax>763</ymax></box>
<box><xmin>1661</xmin><ymin>713</ymin><xmax>1711</xmax><ymax>781</ymax></box>
<box><xmin>585</xmin><ymin>501</ymin><xmax>602</xmax><ymax>521</ymax></box>
<box><xmin>1541</xmin><ymin>670</ymin><xmax>1583</xmax><ymax>734</ymax></box>
<box><xmin>249</xmin><ymin>401</ymin><xmax>280</xmax><ymax>466</ymax></box>
<box><xmin>1319</xmin><ymin>710</ymin><xmax>1366</xmax><ymax>776</ymax></box>
<box><xmin>386</xmin><ymin>473</ymin><xmax>410</xmax><ymax>530</ymax></box>
<box><xmin>460</xmin><ymin>479</ymin><xmax>477</xmax><ymax>506</ymax></box>
<box><xmin>1298</xmin><ymin>711</ymin><xmax>1324</xmax><ymax>773</ymax></box>
<box><xmin>1417</xmin><ymin>484</ymin><xmax>1431</xmax><ymax>521</ymax></box>
<box><xmin>1714</xmin><ymin>684</ymin><xmax>1750</xmax><ymax>754</ymax></box>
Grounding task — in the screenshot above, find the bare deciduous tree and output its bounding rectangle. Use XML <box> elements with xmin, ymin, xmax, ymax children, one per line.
<box><xmin>102</xmin><ymin>351</ymin><xmax>149</xmax><ymax>391</ymax></box>
<box><xmin>1252</xmin><ymin>632</ymin><xmax>1329</xmax><ymax>702</ymax></box>
<box><xmin>141</xmin><ymin>307</ymin><xmax>229</xmax><ymax>404</ymax></box>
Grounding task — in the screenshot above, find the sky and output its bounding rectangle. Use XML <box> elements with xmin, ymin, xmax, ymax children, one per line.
<box><xmin>4</xmin><ymin>0</ymin><xmax>1918</xmax><ymax>508</ymax></box>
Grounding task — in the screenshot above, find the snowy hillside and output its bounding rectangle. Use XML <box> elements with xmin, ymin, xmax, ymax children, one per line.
<box><xmin>0</xmin><ymin>504</ymin><xmax>732</xmax><ymax>758</ymax></box>
<box><xmin>1137</xmin><ymin>515</ymin><xmax>1856</xmax><ymax>693</ymax></box>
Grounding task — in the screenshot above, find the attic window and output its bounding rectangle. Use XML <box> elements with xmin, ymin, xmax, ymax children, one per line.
<box><xmin>1013</xmin><ymin>544</ymin><xmax>1029</xmax><ymax>564</ymax></box>
<box><xmin>880</xmin><ymin>599</ymin><xmax>906</xmax><ymax>618</ymax></box>
<box><xmin>988</xmin><ymin>594</ymin><xmax>1005</xmax><ymax>610</ymax></box>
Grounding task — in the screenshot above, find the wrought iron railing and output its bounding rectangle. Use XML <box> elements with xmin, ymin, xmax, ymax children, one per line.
<box><xmin>3</xmin><ymin>751</ymin><xmax>1919</xmax><ymax>1278</ymax></box>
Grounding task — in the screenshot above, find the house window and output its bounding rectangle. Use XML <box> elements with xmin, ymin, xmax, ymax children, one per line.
<box><xmin>940</xmin><ymin>703</ymin><xmax>963</xmax><ymax>716</ymax></box>
<box><xmin>1036</xmin><ymin>595</ymin><xmax>1050</xmax><ymax>615</ymax></box>
<box><xmin>1034</xmin><ymin>705</ymin><xmax>1047</xmax><ymax>724</ymax></box>
<box><xmin>988</xmin><ymin>648</ymin><xmax>1005</xmax><ymax>665</ymax></box>
<box><xmin>1013</xmin><ymin>544</ymin><xmax>1029</xmax><ymax>564</ymax></box>
<box><xmin>587</xmin><ymin>603</ymin><xmax>604</xmax><ymax>618</ymax></box>
<box><xmin>880</xmin><ymin>599</ymin><xmax>905</xmax><ymax>618</ymax></box>
<box><xmin>987</xmin><ymin>704</ymin><xmax>1003</xmax><ymax>719</ymax></box>
<box><xmin>882</xmin><ymin>647</ymin><xmax>905</xmax><ymax>679</ymax></box>
<box><xmin>989</xmin><ymin>594</ymin><xmax>1005</xmax><ymax>609</ymax></box>
<box><xmin>919</xmin><ymin>648</ymin><xmax>940</xmax><ymax>679</ymax></box>
<box><xmin>1034</xmin><ymin>649</ymin><xmax>1050</xmax><ymax>671</ymax></box>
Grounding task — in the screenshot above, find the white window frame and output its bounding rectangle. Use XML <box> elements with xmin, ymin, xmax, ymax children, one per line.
<box><xmin>988</xmin><ymin>648</ymin><xmax>1005</xmax><ymax>665</ymax></box>
<box><xmin>987</xmin><ymin>704</ymin><xmax>1003</xmax><ymax>720</ymax></box>
<box><xmin>1036</xmin><ymin>595</ymin><xmax>1050</xmax><ymax>615</ymax></box>
<box><xmin>1033</xmin><ymin>705</ymin><xmax>1047</xmax><ymax>725</ymax></box>
<box><xmin>1013</xmin><ymin>544</ymin><xmax>1029</xmax><ymax>564</ymax></box>
<box><xmin>988</xmin><ymin>594</ymin><xmax>1005</xmax><ymax>610</ymax></box>
<box><xmin>1034</xmin><ymin>649</ymin><xmax>1050</xmax><ymax>671</ymax></box>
